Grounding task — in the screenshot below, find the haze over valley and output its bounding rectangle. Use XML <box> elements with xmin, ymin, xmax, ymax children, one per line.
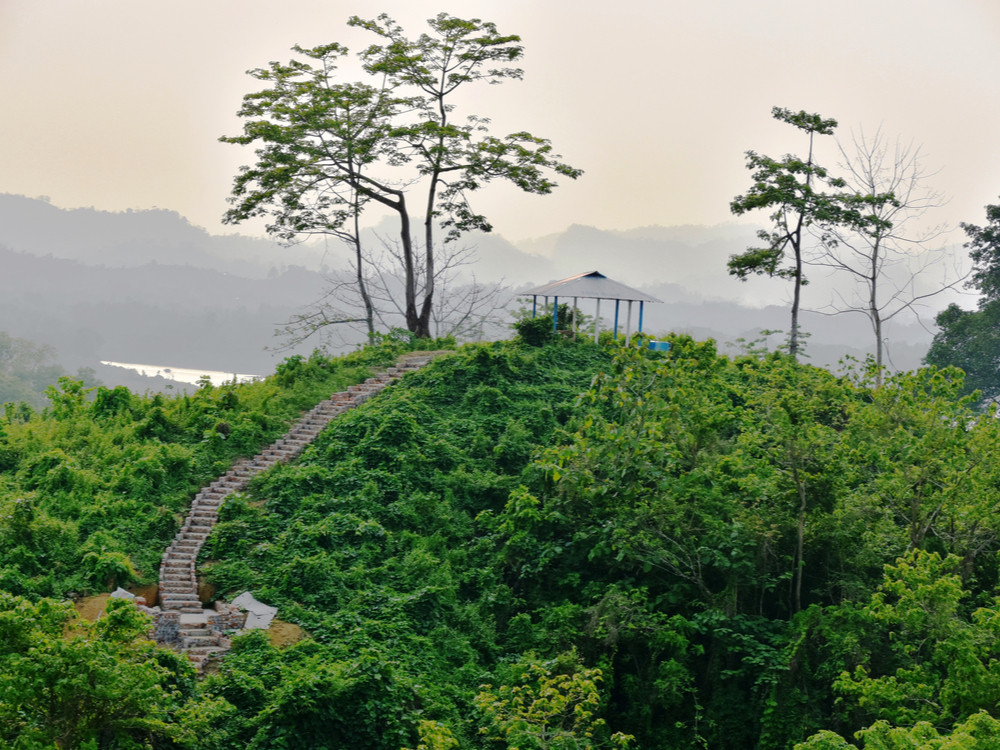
<box><xmin>0</xmin><ymin>193</ymin><xmax>954</xmax><ymax>399</ymax></box>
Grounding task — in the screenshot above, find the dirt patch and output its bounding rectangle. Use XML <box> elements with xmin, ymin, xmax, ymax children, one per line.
<box><xmin>130</xmin><ymin>583</ymin><xmax>158</xmax><ymax>606</ymax></box>
<box><xmin>72</xmin><ymin>584</ymin><xmax>158</xmax><ymax>622</ymax></box>
<box><xmin>74</xmin><ymin>593</ymin><xmax>111</xmax><ymax>622</ymax></box>
<box><xmin>268</xmin><ymin>620</ymin><xmax>306</xmax><ymax>647</ymax></box>
<box><xmin>197</xmin><ymin>577</ymin><xmax>216</xmax><ymax>605</ymax></box>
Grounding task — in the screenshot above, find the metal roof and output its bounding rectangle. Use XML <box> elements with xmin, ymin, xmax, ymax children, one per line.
<box><xmin>522</xmin><ymin>271</ymin><xmax>662</xmax><ymax>303</ymax></box>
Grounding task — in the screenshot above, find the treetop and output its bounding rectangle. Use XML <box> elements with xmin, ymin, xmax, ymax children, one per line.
<box><xmin>772</xmin><ymin>106</ymin><xmax>838</xmax><ymax>135</ymax></box>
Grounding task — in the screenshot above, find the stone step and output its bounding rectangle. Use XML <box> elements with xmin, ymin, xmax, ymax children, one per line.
<box><xmin>192</xmin><ymin>497</ymin><xmax>224</xmax><ymax>507</ymax></box>
<box><xmin>161</xmin><ymin>560</ymin><xmax>194</xmax><ymax>569</ymax></box>
<box><xmin>159</xmin><ymin>578</ymin><xmax>194</xmax><ymax>587</ymax></box>
<box><xmin>161</xmin><ymin>595</ymin><xmax>201</xmax><ymax>605</ymax></box>
<box><xmin>206</xmin><ymin>484</ymin><xmax>239</xmax><ymax>493</ymax></box>
<box><xmin>159</xmin><ymin>585</ymin><xmax>194</xmax><ymax>594</ymax></box>
<box><xmin>179</xmin><ymin>627</ymin><xmax>212</xmax><ymax>637</ymax></box>
<box><xmin>188</xmin><ymin>505</ymin><xmax>219</xmax><ymax>514</ymax></box>
<box><xmin>159</xmin><ymin>587</ymin><xmax>195</xmax><ymax>596</ymax></box>
<box><xmin>186</xmin><ymin>644</ymin><xmax>224</xmax><ymax>655</ymax></box>
<box><xmin>167</xmin><ymin>551</ymin><xmax>200</xmax><ymax>562</ymax></box>
<box><xmin>161</xmin><ymin>605</ymin><xmax>201</xmax><ymax>614</ymax></box>
<box><xmin>160</xmin><ymin>568</ymin><xmax>193</xmax><ymax>577</ymax></box>
<box><xmin>261</xmin><ymin>449</ymin><xmax>293</xmax><ymax>458</ymax></box>
<box><xmin>183</xmin><ymin>635</ymin><xmax>220</xmax><ymax>648</ymax></box>
<box><xmin>160</xmin><ymin>576</ymin><xmax>193</xmax><ymax>584</ymax></box>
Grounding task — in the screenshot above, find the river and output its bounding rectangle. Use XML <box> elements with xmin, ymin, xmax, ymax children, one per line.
<box><xmin>100</xmin><ymin>360</ymin><xmax>261</xmax><ymax>387</ymax></box>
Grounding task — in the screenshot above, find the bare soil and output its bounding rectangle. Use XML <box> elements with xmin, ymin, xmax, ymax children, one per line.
<box><xmin>73</xmin><ymin>593</ymin><xmax>111</xmax><ymax>622</ymax></box>
<box><xmin>268</xmin><ymin>620</ymin><xmax>306</xmax><ymax>647</ymax></box>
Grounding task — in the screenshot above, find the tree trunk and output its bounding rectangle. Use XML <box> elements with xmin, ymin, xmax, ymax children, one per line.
<box><xmin>790</xmin><ymin>247</ymin><xmax>802</xmax><ymax>358</ymax></box>
<box><xmin>396</xmin><ymin>201</ymin><xmax>420</xmax><ymax>335</ymax></box>
<box><xmin>870</xmin><ymin>240</ymin><xmax>883</xmax><ymax>386</ymax></box>
<box><xmin>352</xmin><ymin>201</ymin><xmax>376</xmax><ymax>341</ymax></box>
<box><xmin>793</xmin><ymin>466</ymin><xmax>807</xmax><ymax>613</ymax></box>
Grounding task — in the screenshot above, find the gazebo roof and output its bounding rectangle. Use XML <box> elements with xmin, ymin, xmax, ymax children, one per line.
<box><xmin>522</xmin><ymin>271</ymin><xmax>662</xmax><ymax>303</ymax></box>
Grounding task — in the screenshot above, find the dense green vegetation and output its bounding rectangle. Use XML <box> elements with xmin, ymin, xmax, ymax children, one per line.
<box><xmin>927</xmin><ymin>198</ymin><xmax>1000</xmax><ymax>404</ymax></box>
<box><xmin>0</xmin><ymin>342</ymin><xmax>415</xmax><ymax>600</ymax></box>
<box><xmin>5</xmin><ymin>334</ymin><xmax>1000</xmax><ymax>747</ymax></box>
<box><xmin>0</xmin><ymin>331</ymin><xmax>101</xmax><ymax>409</ymax></box>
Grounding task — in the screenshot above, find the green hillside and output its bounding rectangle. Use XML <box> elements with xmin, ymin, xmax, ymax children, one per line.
<box><xmin>4</xmin><ymin>336</ymin><xmax>1000</xmax><ymax>748</ymax></box>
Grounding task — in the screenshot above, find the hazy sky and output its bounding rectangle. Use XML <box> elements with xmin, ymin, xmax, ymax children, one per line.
<box><xmin>2</xmin><ymin>0</ymin><xmax>998</xmax><ymax>244</ymax></box>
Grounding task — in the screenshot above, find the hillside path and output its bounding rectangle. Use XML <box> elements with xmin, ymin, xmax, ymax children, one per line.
<box><xmin>155</xmin><ymin>351</ymin><xmax>447</xmax><ymax>669</ymax></box>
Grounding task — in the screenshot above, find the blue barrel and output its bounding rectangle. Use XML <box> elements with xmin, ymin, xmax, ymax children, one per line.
<box><xmin>648</xmin><ymin>341</ymin><xmax>671</xmax><ymax>352</ymax></box>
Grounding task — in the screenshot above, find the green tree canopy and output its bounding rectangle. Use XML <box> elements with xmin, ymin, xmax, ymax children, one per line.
<box><xmin>925</xmin><ymin>198</ymin><xmax>1000</xmax><ymax>402</ymax></box>
<box><xmin>222</xmin><ymin>13</ymin><xmax>580</xmax><ymax>339</ymax></box>
<box><xmin>729</xmin><ymin>107</ymin><xmax>891</xmax><ymax>358</ymax></box>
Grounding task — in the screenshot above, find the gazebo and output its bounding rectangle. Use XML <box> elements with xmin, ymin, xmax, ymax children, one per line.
<box><xmin>522</xmin><ymin>271</ymin><xmax>663</xmax><ymax>343</ymax></box>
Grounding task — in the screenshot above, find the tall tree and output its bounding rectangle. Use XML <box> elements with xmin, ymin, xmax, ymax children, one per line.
<box><xmin>926</xmin><ymin>198</ymin><xmax>1000</xmax><ymax>402</ymax></box>
<box><xmin>729</xmin><ymin>107</ymin><xmax>876</xmax><ymax>358</ymax></box>
<box><xmin>222</xmin><ymin>14</ymin><xmax>580</xmax><ymax>339</ymax></box>
<box><xmin>222</xmin><ymin>46</ymin><xmax>405</xmax><ymax>339</ymax></box>
<box><xmin>813</xmin><ymin>129</ymin><xmax>958</xmax><ymax>384</ymax></box>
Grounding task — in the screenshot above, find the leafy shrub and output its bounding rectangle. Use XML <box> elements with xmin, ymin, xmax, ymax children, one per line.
<box><xmin>513</xmin><ymin>314</ymin><xmax>557</xmax><ymax>346</ymax></box>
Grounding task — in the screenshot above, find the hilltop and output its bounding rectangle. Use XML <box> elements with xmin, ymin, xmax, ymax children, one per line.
<box><xmin>2</xmin><ymin>336</ymin><xmax>1000</xmax><ymax>747</ymax></box>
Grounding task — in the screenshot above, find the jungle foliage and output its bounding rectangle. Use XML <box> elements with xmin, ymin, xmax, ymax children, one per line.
<box><xmin>4</xmin><ymin>336</ymin><xmax>1000</xmax><ymax>748</ymax></box>
<box><xmin>0</xmin><ymin>339</ymin><xmax>422</xmax><ymax>600</ymax></box>
<box><xmin>926</xmin><ymin>198</ymin><xmax>1000</xmax><ymax>404</ymax></box>
<box><xmin>0</xmin><ymin>330</ymin><xmax>100</xmax><ymax>410</ymax></box>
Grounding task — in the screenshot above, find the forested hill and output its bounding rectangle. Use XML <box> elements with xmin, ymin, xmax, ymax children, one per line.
<box><xmin>3</xmin><ymin>336</ymin><xmax>1000</xmax><ymax>747</ymax></box>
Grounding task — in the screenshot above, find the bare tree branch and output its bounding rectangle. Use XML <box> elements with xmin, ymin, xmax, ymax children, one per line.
<box><xmin>810</xmin><ymin>127</ymin><xmax>968</xmax><ymax>384</ymax></box>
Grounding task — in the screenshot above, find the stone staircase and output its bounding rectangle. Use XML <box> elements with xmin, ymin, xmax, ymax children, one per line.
<box><xmin>155</xmin><ymin>351</ymin><xmax>447</xmax><ymax>669</ymax></box>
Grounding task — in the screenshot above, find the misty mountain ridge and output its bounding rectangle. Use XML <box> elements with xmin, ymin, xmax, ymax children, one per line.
<box><xmin>0</xmin><ymin>193</ymin><xmax>328</xmax><ymax>278</ymax></box>
<box><xmin>1</xmin><ymin>193</ymin><xmax>762</xmax><ymax>298</ymax></box>
<box><xmin>0</xmin><ymin>193</ymin><xmax>956</xmax><ymax>384</ymax></box>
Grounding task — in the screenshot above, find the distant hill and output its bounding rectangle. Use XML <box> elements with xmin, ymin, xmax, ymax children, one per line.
<box><xmin>0</xmin><ymin>245</ymin><xmax>330</xmax><ymax>377</ymax></box>
<box><xmin>0</xmin><ymin>193</ymin><xmax>327</xmax><ymax>277</ymax></box>
<box><xmin>0</xmin><ymin>194</ymin><xmax>956</xmax><ymax>383</ymax></box>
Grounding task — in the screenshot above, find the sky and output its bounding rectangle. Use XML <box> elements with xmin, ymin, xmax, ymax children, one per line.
<box><xmin>1</xmin><ymin>0</ymin><xmax>999</xmax><ymax>245</ymax></box>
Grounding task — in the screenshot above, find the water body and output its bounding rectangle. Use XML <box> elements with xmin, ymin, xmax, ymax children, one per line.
<box><xmin>100</xmin><ymin>361</ymin><xmax>260</xmax><ymax>387</ymax></box>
